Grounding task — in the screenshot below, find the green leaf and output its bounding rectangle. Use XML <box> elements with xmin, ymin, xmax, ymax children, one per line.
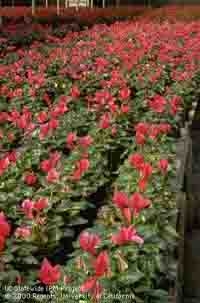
<box><xmin>164</xmin><ymin>225</ymin><xmax>178</xmax><ymax>238</ymax></box>
<box><xmin>119</xmin><ymin>271</ymin><xmax>144</xmax><ymax>285</ymax></box>
<box><xmin>69</xmin><ymin>217</ymin><xmax>88</xmax><ymax>226</ymax></box>
<box><xmin>23</xmin><ymin>256</ymin><xmax>38</xmax><ymax>265</ymax></box>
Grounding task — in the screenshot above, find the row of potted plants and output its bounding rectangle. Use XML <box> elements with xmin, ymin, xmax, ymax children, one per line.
<box><xmin>1</xmin><ymin>16</ymin><xmax>200</xmax><ymax>302</ymax></box>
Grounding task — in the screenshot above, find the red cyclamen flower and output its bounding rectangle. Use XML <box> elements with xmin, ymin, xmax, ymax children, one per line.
<box><xmin>93</xmin><ymin>251</ymin><xmax>110</xmax><ymax>277</ymax></box>
<box><xmin>120</xmin><ymin>104</ymin><xmax>130</xmax><ymax>114</ymax></box>
<box><xmin>72</xmin><ymin>158</ymin><xmax>90</xmax><ymax>181</ymax></box>
<box><xmin>80</xmin><ymin>276</ymin><xmax>97</xmax><ymax>293</ymax></box>
<box><xmin>119</xmin><ymin>87</ymin><xmax>131</xmax><ymax>100</ymax></box>
<box><xmin>0</xmin><ymin>157</ymin><xmax>10</xmax><ymax>176</ymax></box>
<box><xmin>49</xmin><ymin>118</ymin><xmax>59</xmax><ymax>130</ymax></box>
<box><xmin>170</xmin><ymin>96</ymin><xmax>181</xmax><ymax>115</ymax></box>
<box><xmin>46</xmin><ymin>169</ymin><xmax>59</xmax><ymax>183</ymax></box>
<box><xmin>39</xmin><ymin>123</ymin><xmax>50</xmax><ymax>140</ymax></box>
<box><xmin>0</xmin><ymin>212</ymin><xmax>11</xmax><ymax>238</ymax></box>
<box><xmin>148</xmin><ymin>95</ymin><xmax>166</xmax><ymax>113</ymax></box>
<box><xmin>34</xmin><ymin>197</ymin><xmax>49</xmax><ymax>211</ymax></box>
<box><xmin>6</xmin><ymin>151</ymin><xmax>17</xmax><ymax>163</ymax></box>
<box><xmin>80</xmin><ymin>277</ymin><xmax>102</xmax><ymax>301</ymax></box>
<box><xmin>0</xmin><ymin>212</ymin><xmax>11</xmax><ymax>252</ymax></box>
<box><xmin>159</xmin><ymin>123</ymin><xmax>171</xmax><ymax>134</ymax></box>
<box><xmin>134</xmin><ymin>122</ymin><xmax>149</xmax><ymax>145</ymax></box>
<box><xmin>79</xmin><ymin>231</ymin><xmax>101</xmax><ymax>255</ymax></box>
<box><xmin>99</xmin><ymin>113</ymin><xmax>110</xmax><ymax>129</ymax></box>
<box><xmin>138</xmin><ymin>177</ymin><xmax>148</xmax><ymax>192</ymax></box>
<box><xmin>49</xmin><ymin>151</ymin><xmax>61</xmax><ymax>167</ymax></box>
<box><xmin>39</xmin><ymin>258</ymin><xmax>61</xmax><ymax>285</ymax></box>
<box><xmin>79</xmin><ymin>135</ymin><xmax>93</xmax><ymax>148</ymax></box>
<box><xmin>66</xmin><ymin>132</ymin><xmax>77</xmax><ymax>149</ymax></box>
<box><xmin>112</xmin><ymin>191</ymin><xmax>129</xmax><ymax>209</ymax></box>
<box><xmin>21</xmin><ymin>199</ymin><xmax>34</xmax><ymax>219</ymax></box>
<box><xmin>40</xmin><ymin>151</ymin><xmax>60</xmax><ymax>173</ymax></box>
<box><xmin>37</xmin><ymin>111</ymin><xmax>48</xmax><ymax>123</ymax></box>
<box><xmin>21</xmin><ymin>198</ymin><xmax>48</xmax><ymax>219</ymax></box>
<box><xmin>24</xmin><ymin>172</ymin><xmax>37</xmax><ymax>186</ymax></box>
<box><xmin>111</xmin><ymin>127</ymin><xmax>117</xmax><ymax>136</ymax></box>
<box><xmin>50</xmin><ymin>101</ymin><xmax>68</xmax><ymax>118</ymax></box>
<box><xmin>129</xmin><ymin>192</ymin><xmax>151</xmax><ymax>216</ymax></box>
<box><xmin>40</xmin><ymin>159</ymin><xmax>52</xmax><ymax>173</ymax></box>
<box><xmin>158</xmin><ymin>159</ymin><xmax>169</xmax><ymax>174</ymax></box>
<box><xmin>70</xmin><ymin>86</ymin><xmax>80</xmax><ymax>98</ymax></box>
<box><xmin>129</xmin><ymin>153</ymin><xmax>144</xmax><ymax>170</ymax></box>
<box><xmin>140</xmin><ymin>162</ymin><xmax>153</xmax><ymax>179</ymax></box>
<box><xmin>111</xmin><ymin>226</ymin><xmax>144</xmax><ymax>246</ymax></box>
<box><xmin>122</xmin><ymin>208</ymin><xmax>132</xmax><ymax>224</ymax></box>
<box><xmin>15</xmin><ymin>226</ymin><xmax>31</xmax><ymax>238</ymax></box>
<box><xmin>0</xmin><ymin>236</ymin><xmax>5</xmax><ymax>252</ymax></box>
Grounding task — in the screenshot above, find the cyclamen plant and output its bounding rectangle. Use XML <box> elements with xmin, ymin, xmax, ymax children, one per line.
<box><xmin>1</xmin><ymin>15</ymin><xmax>200</xmax><ymax>303</ymax></box>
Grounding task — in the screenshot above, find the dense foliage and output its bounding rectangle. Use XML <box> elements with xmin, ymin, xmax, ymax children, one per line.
<box><xmin>1</xmin><ymin>11</ymin><xmax>200</xmax><ymax>303</ymax></box>
<box><xmin>2</xmin><ymin>5</ymin><xmax>200</xmax><ymax>23</ymax></box>
<box><xmin>0</xmin><ymin>6</ymin><xmax>145</xmax><ymax>24</ymax></box>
